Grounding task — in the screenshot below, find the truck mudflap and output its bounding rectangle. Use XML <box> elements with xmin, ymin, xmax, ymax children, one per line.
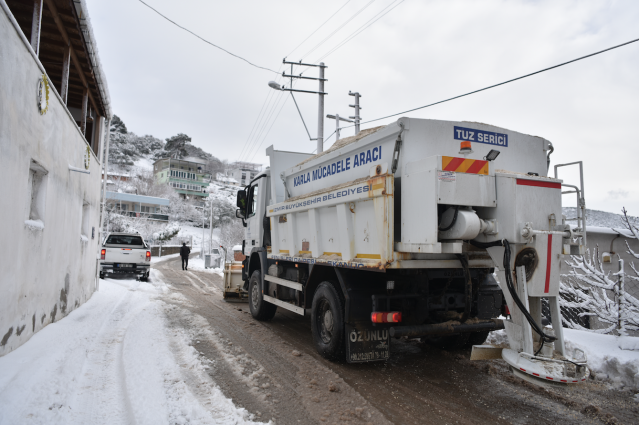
<box><xmin>345</xmin><ymin>324</ymin><xmax>390</xmax><ymax>363</ymax></box>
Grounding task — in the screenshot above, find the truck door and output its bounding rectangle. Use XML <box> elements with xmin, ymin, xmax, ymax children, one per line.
<box><xmin>245</xmin><ymin>178</ymin><xmax>264</xmax><ymax>252</ymax></box>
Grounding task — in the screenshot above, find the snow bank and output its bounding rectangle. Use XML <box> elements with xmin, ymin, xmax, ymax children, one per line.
<box><xmin>0</xmin><ymin>274</ymin><xmax>265</xmax><ymax>424</ymax></box>
<box><xmin>487</xmin><ymin>329</ymin><xmax>639</xmax><ymax>389</ymax></box>
<box><xmin>563</xmin><ymin>329</ymin><xmax>639</xmax><ymax>389</ymax></box>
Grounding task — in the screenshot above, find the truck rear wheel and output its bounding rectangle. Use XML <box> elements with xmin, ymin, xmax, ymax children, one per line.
<box><xmin>311</xmin><ymin>282</ymin><xmax>345</xmax><ymax>361</ymax></box>
<box><xmin>248</xmin><ymin>270</ymin><xmax>277</xmax><ymax>321</ymax></box>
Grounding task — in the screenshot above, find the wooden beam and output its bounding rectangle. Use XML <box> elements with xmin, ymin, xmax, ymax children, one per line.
<box><xmin>60</xmin><ymin>44</ymin><xmax>70</xmax><ymax>104</ymax></box>
<box><xmin>30</xmin><ymin>0</ymin><xmax>43</xmax><ymax>55</ymax></box>
<box><xmin>81</xmin><ymin>87</ymin><xmax>88</xmax><ymax>135</ymax></box>
<box><xmin>42</xmin><ymin>0</ymin><xmax>99</xmax><ymax>116</ymax></box>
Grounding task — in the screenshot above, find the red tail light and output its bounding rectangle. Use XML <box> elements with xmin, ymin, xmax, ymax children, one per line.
<box><xmin>371</xmin><ymin>312</ymin><xmax>402</xmax><ymax>324</ymax></box>
<box><xmin>100</xmin><ymin>249</ymin><xmax>105</xmax><ymax>260</ymax></box>
<box><xmin>504</xmin><ymin>305</ymin><xmax>510</xmax><ymax>316</ymax></box>
<box><xmin>146</xmin><ymin>251</ymin><xmax>151</xmax><ymax>261</ymax></box>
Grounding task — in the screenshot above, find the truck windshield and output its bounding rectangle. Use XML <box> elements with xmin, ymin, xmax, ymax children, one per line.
<box><xmin>105</xmin><ymin>235</ymin><xmax>144</xmax><ymax>246</ymax></box>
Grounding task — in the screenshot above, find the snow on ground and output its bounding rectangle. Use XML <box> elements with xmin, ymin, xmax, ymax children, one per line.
<box><xmin>178</xmin><ymin>225</ymin><xmax>219</xmax><ymax>251</ymax></box>
<box><xmin>133</xmin><ymin>157</ymin><xmax>153</xmax><ymax>171</ymax></box>
<box><xmin>487</xmin><ymin>328</ymin><xmax>639</xmax><ymax>389</ymax></box>
<box><xmin>0</xmin><ymin>272</ymin><xmax>265</xmax><ymax>425</ymax></box>
<box><xmin>187</xmin><ymin>256</ymin><xmax>224</xmax><ymax>276</ymax></box>
<box><xmin>151</xmin><ymin>251</ymin><xmax>181</xmax><ymax>264</ymax></box>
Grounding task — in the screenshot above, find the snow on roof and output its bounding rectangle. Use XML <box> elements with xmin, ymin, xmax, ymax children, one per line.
<box><xmin>73</xmin><ymin>0</ymin><xmax>111</xmax><ymax>118</ymax></box>
<box><xmin>105</xmin><ymin>191</ymin><xmax>170</xmax><ymax>206</ymax></box>
<box><xmin>232</xmin><ymin>245</ymin><xmax>242</xmax><ymax>251</ymax></box>
<box><xmin>181</xmin><ymin>156</ymin><xmax>208</xmax><ymax>165</ymax></box>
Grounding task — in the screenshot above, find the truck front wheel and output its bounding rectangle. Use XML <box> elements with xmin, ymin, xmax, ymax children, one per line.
<box><xmin>311</xmin><ymin>282</ymin><xmax>345</xmax><ymax>361</ymax></box>
<box><xmin>248</xmin><ymin>270</ymin><xmax>277</xmax><ymax>321</ymax></box>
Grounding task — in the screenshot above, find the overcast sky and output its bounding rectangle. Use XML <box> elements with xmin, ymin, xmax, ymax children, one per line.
<box><xmin>90</xmin><ymin>0</ymin><xmax>639</xmax><ymax>215</ymax></box>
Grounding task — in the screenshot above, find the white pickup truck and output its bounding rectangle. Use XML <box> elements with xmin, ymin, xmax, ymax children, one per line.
<box><xmin>99</xmin><ymin>232</ymin><xmax>151</xmax><ymax>281</ymax></box>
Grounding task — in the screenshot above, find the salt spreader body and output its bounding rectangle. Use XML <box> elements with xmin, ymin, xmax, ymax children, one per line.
<box><xmin>227</xmin><ymin>117</ymin><xmax>589</xmax><ymax>385</ymax></box>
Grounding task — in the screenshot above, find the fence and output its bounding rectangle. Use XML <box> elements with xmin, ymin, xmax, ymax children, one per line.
<box><xmin>555</xmin><ymin>227</ymin><xmax>639</xmax><ymax>336</ymax></box>
<box><xmin>143</xmin><ymin>235</ymin><xmax>193</xmax><ymax>257</ymax></box>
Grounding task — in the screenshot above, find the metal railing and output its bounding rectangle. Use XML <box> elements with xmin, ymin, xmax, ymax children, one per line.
<box><xmin>116</xmin><ymin>211</ymin><xmax>169</xmax><ymax>221</ymax></box>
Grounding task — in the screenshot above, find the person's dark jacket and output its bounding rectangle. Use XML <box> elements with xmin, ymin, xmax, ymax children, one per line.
<box><xmin>180</xmin><ymin>245</ymin><xmax>191</xmax><ymax>258</ymax></box>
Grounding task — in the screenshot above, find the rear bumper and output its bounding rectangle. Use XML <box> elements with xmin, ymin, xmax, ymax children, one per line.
<box><xmin>100</xmin><ymin>263</ymin><xmax>150</xmax><ymax>275</ymax></box>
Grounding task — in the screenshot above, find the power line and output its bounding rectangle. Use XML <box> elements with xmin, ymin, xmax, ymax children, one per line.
<box><xmin>137</xmin><ymin>0</ymin><xmax>278</xmax><ymax>74</ymax></box>
<box><xmin>249</xmin><ymin>94</ymin><xmax>292</xmax><ymax>162</ymax></box>
<box><xmin>355</xmin><ymin>36</ymin><xmax>639</xmax><ymax>126</ymax></box>
<box><xmin>300</xmin><ymin>0</ymin><xmax>377</xmax><ymax>59</ymax></box>
<box><xmin>284</xmin><ymin>0</ymin><xmax>353</xmax><ymax>59</ymax></box>
<box><xmin>316</xmin><ymin>0</ymin><xmax>405</xmax><ymax>62</ymax></box>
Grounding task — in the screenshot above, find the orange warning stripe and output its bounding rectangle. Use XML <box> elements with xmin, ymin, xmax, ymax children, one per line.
<box><xmin>442</xmin><ymin>156</ymin><xmax>489</xmax><ymax>175</ymax></box>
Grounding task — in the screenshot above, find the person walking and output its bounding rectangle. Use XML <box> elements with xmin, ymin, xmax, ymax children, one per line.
<box><xmin>180</xmin><ymin>242</ymin><xmax>191</xmax><ymax>270</ymax></box>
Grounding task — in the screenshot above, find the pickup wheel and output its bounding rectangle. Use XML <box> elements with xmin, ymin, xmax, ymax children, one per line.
<box><xmin>311</xmin><ymin>282</ymin><xmax>345</xmax><ymax>361</ymax></box>
<box><xmin>248</xmin><ymin>270</ymin><xmax>277</xmax><ymax>321</ymax></box>
<box><xmin>99</xmin><ymin>272</ymin><xmax>104</xmax><ymax>279</ymax></box>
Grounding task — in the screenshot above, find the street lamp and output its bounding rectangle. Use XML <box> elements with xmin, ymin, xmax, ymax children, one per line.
<box><xmin>268</xmin><ymin>60</ymin><xmax>327</xmax><ymax>154</ymax></box>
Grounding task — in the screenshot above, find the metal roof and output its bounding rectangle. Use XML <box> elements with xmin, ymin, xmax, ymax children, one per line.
<box><xmin>105</xmin><ymin>191</ymin><xmax>170</xmax><ymax>206</ymax></box>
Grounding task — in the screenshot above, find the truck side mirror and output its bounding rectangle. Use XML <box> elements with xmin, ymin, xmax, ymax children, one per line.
<box><xmin>236</xmin><ymin>189</ymin><xmax>247</xmax><ymax>210</ymax></box>
<box><xmin>236</xmin><ymin>209</ymin><xmax>247</xmax><ymax>227</ymax></box>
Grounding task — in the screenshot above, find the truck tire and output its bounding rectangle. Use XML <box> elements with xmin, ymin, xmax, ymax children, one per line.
<box><xmin>311</xmin><ymin>282</ymin><xmax>345</xmax><ymax>361</ymax></box>
<box><xmin>99</xmin><ymin>272</ymin><xmax>104</xmax><ymax>279</ymax></box>
<box><xmin>249</xmin><ymin>270</ymin><xmax>277</xmax><ymax>321</ymax></box>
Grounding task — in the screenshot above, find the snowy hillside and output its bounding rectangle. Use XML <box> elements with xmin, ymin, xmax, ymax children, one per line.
<box><xmin>107</xmin><ymin>115</ymin><xmax>221</xmax><ymax>173</ymax></box>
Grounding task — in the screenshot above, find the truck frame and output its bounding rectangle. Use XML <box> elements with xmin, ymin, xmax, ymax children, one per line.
<box><xmin>229</xmin><ymin>117</ymin><xmax>588</xmax><ymax>384</ymax></box>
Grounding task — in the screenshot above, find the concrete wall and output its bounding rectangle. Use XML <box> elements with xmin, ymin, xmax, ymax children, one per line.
<box><xmin>0</xmin><ymin>8</ymin><xmax>103</xmax><ymax>355</ymax></box>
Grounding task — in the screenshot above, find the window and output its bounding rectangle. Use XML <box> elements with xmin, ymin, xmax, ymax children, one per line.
<box><xmin>247</xmin><ymin>182</ymin><xmax>259</xmax><ymax>217</ymax></box>
<box><xmin>27</xmin><ymin>160</ymin><xmax>48</xmax><ymax>223</ymax></box>
<box><xmin>105</xmin><ymin>235</ymin><xmax>144</xmax><ymax>246</ymax></box>
<box><xmin>141</xmin><ymin>206</ymin><xmax>151</xmax><ymax>213</ymax></box>
<box><xmin>120</xmin><ymin>204</ymin><xmax>128</xmax><ymax>211</ymax></box>
<box><xmin>81</xmin><ymin>201</ymin><xmax>90</xmax><ymax>238</ymax></box>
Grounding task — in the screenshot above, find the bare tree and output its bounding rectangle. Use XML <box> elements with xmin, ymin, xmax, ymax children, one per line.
<box><xmin>560</xmin><ymin>207</ymin><xmax>639</xmax><ymax>336</ymax></box>
<box><xmin>218</xmin><ymin>219</ymin><xmax>245</xmax><ymax>262</ymax></box>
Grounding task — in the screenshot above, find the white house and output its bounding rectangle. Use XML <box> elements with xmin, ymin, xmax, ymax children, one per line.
<box><xmin>0</xmin><ymin>0</ymin><xmax>111</xmax><ymax>355</ymax></box>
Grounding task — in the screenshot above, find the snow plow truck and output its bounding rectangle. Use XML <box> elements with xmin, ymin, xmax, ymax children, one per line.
<box><xmin>226</xmin><ymin>117</ymin><xmax>589</xmax><ymax>385</ymax></box>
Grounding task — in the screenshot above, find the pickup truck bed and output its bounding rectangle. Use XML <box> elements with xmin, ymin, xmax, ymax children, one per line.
<box><xmin>99</xmin><ymin>233</ymin><xmax>151</xmax><ymax>280</ymax></box>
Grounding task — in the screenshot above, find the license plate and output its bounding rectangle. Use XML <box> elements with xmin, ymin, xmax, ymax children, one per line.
<box><xmin>116</xmin><ymin>264</ymin><xmax>133</xmax><ymax>268</ymax></box>
<box><xmin>345</xmin><ymin>324</ymin><xmax>390</xmax><ymax>363</ymax></box>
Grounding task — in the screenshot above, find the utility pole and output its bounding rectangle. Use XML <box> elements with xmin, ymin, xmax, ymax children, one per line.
<box><xmin>348</xmin><ymin>91</ymin><xmax>362</xmax><ymax>134</ymax></box>
<box><xmin>317</xmin><ymin>63</ymin><xmax>325</xmax><ymax>153</ymax></box>
<box><xmin>326</xmin><ymin>113</ymin><xmax>354</xmax><ymax>141</ymax></box>
<box><xmin>270</xmin><ymin>60</ymin><xmax>328</xmax><ymax>153</ymax></box>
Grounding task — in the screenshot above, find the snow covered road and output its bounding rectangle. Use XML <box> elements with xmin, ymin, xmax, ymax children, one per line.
<box><xmin>0</xmin><ymin>270</ymin><xmax>263</xmax><ymax>425</ymax></box>
<box><xmin>2</xmin><ymin>254</ymin><xmax>638</xmax><ymax>425</ymax></box>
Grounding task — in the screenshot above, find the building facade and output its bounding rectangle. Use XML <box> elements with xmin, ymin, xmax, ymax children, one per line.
<box><xmin>105</xmin><ymin>192</ymin><xmax>170</xmax><ymax>222</ymax></box>
<box><xmin>227</xmin><ymin>161</ymin><xmax>261</xmax><ymax>186</ymax></box>
<box><xmin>0</xmin><ymin>0</ymin><xmax>110</xmax><ymax>355</ymax></box>
<box><xmin>153</xmin><ymin>157</ymin><xmax>211</xmax><ymax>200</ymax></box>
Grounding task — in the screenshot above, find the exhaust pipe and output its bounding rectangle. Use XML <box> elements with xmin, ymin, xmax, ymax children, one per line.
<box><xmin>390</xmin><ymin>319</ymin><xmax>504</xmax><ymax>338</ymax></box>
